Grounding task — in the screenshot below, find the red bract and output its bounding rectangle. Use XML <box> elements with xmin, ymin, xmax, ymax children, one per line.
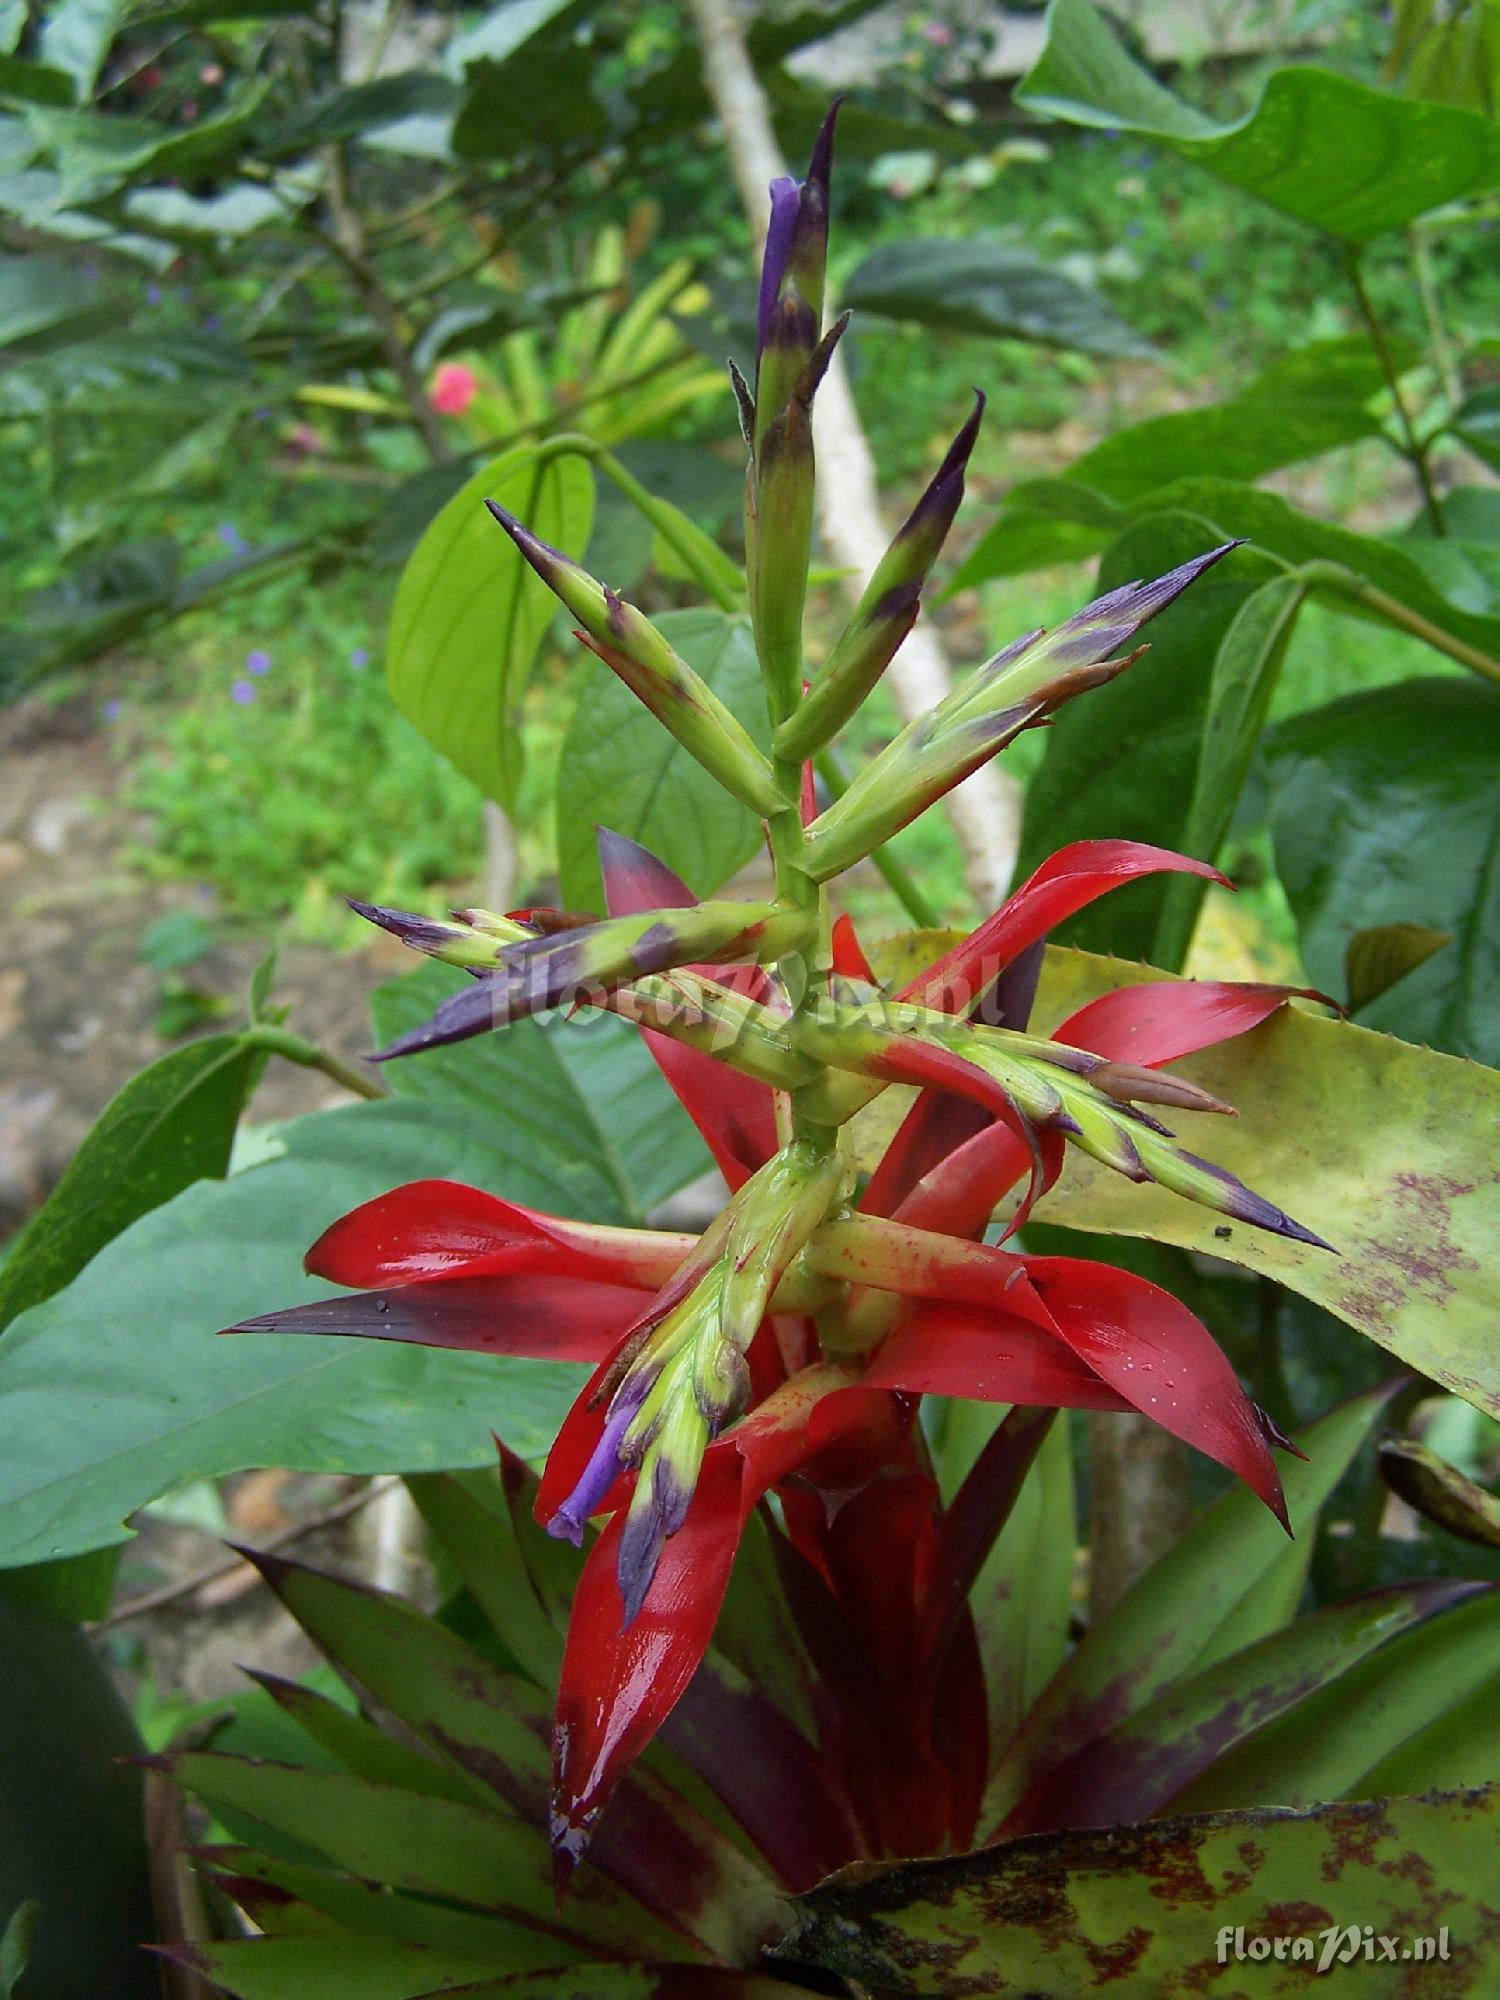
<box><xmin>233</xmin><ymin>830</ymin><xmax>1324</xmax><ymax>1875</ymax></box>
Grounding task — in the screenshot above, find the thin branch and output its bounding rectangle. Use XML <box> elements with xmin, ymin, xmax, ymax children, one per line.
<box><xmin>1301</xmin><ymin>562</ymin><xmax>1500</xmax><ymax>688</ymax></box>
<box><xmin>244</xmin><ymin>1024</ymin><xmax>388</xmax><ymax>1099</ymax></box>
<box><xmin>1346</xmin><ymin>246</ymin><xmax>1445</xmax><ymax>535</ymax></box>
<box><xmin>93</xmin><ymin>1478</ymin><xmax>401</xmax><ymax>1630</ymax></box>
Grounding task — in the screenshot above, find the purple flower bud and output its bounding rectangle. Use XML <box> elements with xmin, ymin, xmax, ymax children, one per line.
<box><xmin>245</xmin><ymin>648</ymin><xmax>271</xmax><ymax>676</ymax></box>
<box><xmin>102</xmin><ymin>698</ymin><xmax>123</xmax><ymax>722</ymax></box>
<box><xmin>217</xmin><ymin>523</ymin><xmax>247</xmax><ymax>553</ymax></box>
<box><xmin>230</xmin><ymin>679</ymin><xmax>256</xmax><ymax>706</ymax></box>
<box><xmin>350</xmin><ymin>647</ymin><xmax>370</xmax><ymax>670</ymax></box>
<box><xmin>145</xmin><ymin>283</ymin><xmax>163</xmax><ymax>305</ymax></box>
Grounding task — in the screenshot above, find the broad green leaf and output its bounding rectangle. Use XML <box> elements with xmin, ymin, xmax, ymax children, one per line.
<box><xmin>554</xmin><ymin>607</ymin><xmax>772</xmax><ymax>915</ymax></box>
<box><xmin>840</xmin><ymin>237</ymin><xmax>1152</xmax><ymax>359</ymax></box>
<box><xmin>1152</xmin><ymin>572</ymin><xmax>1306</xmax><ymax>969</ymax></box>
<box><xmin>387</xmin><ymin>443</ymin><xmax>594</xmax><ymax>810</ymax></box>
<box><xmin>173</xmin><ymin>1933</ymin><xmax>524</xmax><ymax>1999</ymax></box>
<box><xmin>0</xmin><ymin>1032</ymin><xmax>258</xmax><ymax>1337</ymax></box>
<box><xmin>0</xmin><ymin>252</ymin><xmax>114</xmax><ymax>353</ymax></box>
<box><xmin>25</xmin><ymin>83</ymin><xmax>269</xmax><ymax>198</ymax></box>
<box><xmin>1175</xmin><ymin>1590</ymin><xmax>1500</xmax><ymax>1812</ymax></box>
<box><xmin>0</xmin><ymin>1100</ymin><xmax>590</xmax><ymax>1570</ymax></box>
<box><xmin>0</xmin><ymin>1902</ymin><xmax>35</xmax><ymax>1998</ymax></box>
<box><xmin>0</xmin><ymin>53</ymin><xmax>74</xmax><ymax>103</ymax></box>
<box><xmin>1046</xmin><ymin>336</ymin><xmax>1412</xmax><ymax>508</ymax></box>
<box><xmin>371</xmin><ymin>963</ymin><xmax>708</xmax><ymax>1224</ymax></box>
<box><xmin>0</xmin><ymin>1543</ymin><xmax>119</xmax><ymax>1620</ymax></box>
<box><xmin>123</xmin><ymin>180</ymin><xmax>284</xmax><ymax>236</ymax></box>
<box><xmin>946</xmin><ymin>474</ymin><xmax>1122</xmax><ymax>590</ymax></box>
<box><xmin>1017</xmin><ymin>0</ymin><xmax>1500</xmax><ymax>240</ymax></box>
<box><xmin>1006</xmin><ymin>1582</ymin><xmax>1488</xmax><ymax>1835</ymax></box>
<box><xmin>1345</xmin><ymin>922</ymin><xmax>1455</xmax><ymax>1014</ymax></box>
<box><xmin>38</xmin><ymin>0</ymin><xmax>122</xmax><ymax>99</ymax></box>
<box><xmin>262</xmin><ymin>72</ymin><xmax>457</xmax><ymax>156</ymax></box>
<box><xmin>1265</xmin><ymin>679</ymin><xmax>1500</xmax><ymax>1061</ymax></box>
<box><xmin>954</xmin><ymin>473</ymin><xmax>1500</xmax><ymax>670</ymax></box>
<box><xmin>1029</xmin><ymin>951</ymin><xmax>1500</xmax><ymax>1415</ymax></box>
<box><xmin>982</xmin><ymin>1386</ymin><xmax>1390</xmax><ymax>1830</ymax></box>
<box><xmin>1378</xmin><ymin>1436</ymin><xmax>1500</xmax><ymax>1550</ymax></box>
<box><xmin>1453</xmin><ymin>385</ymin><xmax>1500</xmax><ymax>472</ymax></box>
<box><xmin>1012</xmin><ymin>518</ymin><xmax>1280</xmax><ymax>960</ymax></box>
<box><xmin>789</xmin><ymin>1786</ymin><xmax>1499</xmax><ymax>1996</ymax></box>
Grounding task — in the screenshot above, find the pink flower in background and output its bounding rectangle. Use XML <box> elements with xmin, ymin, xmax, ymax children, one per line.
<box><xmin>430</xmin><ymin>362</ymin><xmax>478</xmax><ymax>415</ymax></box>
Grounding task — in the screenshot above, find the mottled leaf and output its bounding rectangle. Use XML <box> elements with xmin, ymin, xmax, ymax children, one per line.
<box><xmin>789</xmin><ymin>1787</ymin><xmax>1499</xmax><ymax>1996</ymax></box>
<box><xmin>1029</xmin><ymin>951</ymin><xmax>1500</xmax><ymax>1415</ymax></box>
<box><xmin>1378</xmin><ymin>1437</ymin><xmax>1500</xmax><ymax>1550</ymax></box>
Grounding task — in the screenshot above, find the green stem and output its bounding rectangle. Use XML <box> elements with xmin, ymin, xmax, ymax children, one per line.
<box><xmin>1346</xmin><ymin>246</ymin><xmax>1444</xmax><ymax>535</ymax></box>
<box><xmin>1299</xmin><ymin>562</ymin><xmax>1500</xmax><ymax>687</ymax></box>
<box><xmin>1410</xmin><ymin>223</ymin><xmax>1461</xmax><ymax>412</ymax></box>
<box><xmin>243</xmin><ymin>1025</ymin><xmax>387</xmax><ymax>1100</ymax></box>
<box><xmin>589</xmin><ymin>445</ymin><xmax>743</xmax><ymax>613</ymax></box>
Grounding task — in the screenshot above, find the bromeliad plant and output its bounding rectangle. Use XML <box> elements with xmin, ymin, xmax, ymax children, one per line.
<box><xmin>224</xmin><ymin>107</ymin><xmax>1337</xmax><ymax>1885</ymax></box>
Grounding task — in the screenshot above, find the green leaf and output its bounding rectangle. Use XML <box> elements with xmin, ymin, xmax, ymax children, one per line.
<box><xmin>0</xmin><ymin>252</ymin><xmax>115</xmax><ymax>354</ymax></box>
<box><xmin>1453</xmin><ymin>385</ymin><xmax>1500</xmax><ymax>472</ymax></box>
<box><xmin>262</xmin><ymin>72</ymin><xmax>457</xmax><ymax>156</ymax></box>
<box><xmin>25</xmin><ymin>83</ymin><xmax>270</xmax><ymax>198</ymax></box>
<box><xmin>0</xmin><ymin>53</ymin><xmax>75</xmax><ymax>104</ymax></box>
<box><xmin>38</xmin><ymin>0</ymin><xmax>123</xmax><ymax>99</ymax></box>
<box><xmin>1012</xmin><ymin>517</ymin><xmax>1280</xmax><ymax>960</ymax></box>
<box><xmin>0</xmin><ymin>1544</ymin><xmax>119</xmax><ymax>1620</ymax></box>
<box><xmin>387</xmin><ymin>443</ymin><xmax>594</xmax><ymax>811</ymax></box>
<box><xmin>1175</xmin><ymin>1589</ymin><xmax>1500</xmax><ymax>1812</ymax></box>
<box><xmin>840</xmin><ymin>237</ymin><xmax>1153</xmax><ymax>359</ymax></box>
<box><xmin>1345</xmin><ymin>922</ymin><xmax>1455</xmax><ymax>1014</ymax></box>
<box><xmin>1265</xmin><ymin>679</ymin><xmax>1500</xmax><ymax>1061</ymax></box>
<box><xmin>0</xmin><ymin>1032</ymin><xmax>258</xmax><ymax>1338</ymax></box>
<box><xmin>789</xmin><ymin>1786</ymin><xmax>1500</xmax><ymax>1996</ymax></box>
<box><xmin>954</xmin><ymin>472</ymin><xmax>1500</xmax><ymax>672</ymax></box>
<box><xmin>1053</xmin><ymin>336</ymin><xmax>1413</xmax><ymax>507</ymax></box>
<box><xmin>163</xmin><ymin>1753</ymin><xmax>575</xmax><ymax>1932</ymax></box>
<box><xmin>1152</xmin><ymin>572</ymin><xmax>1306</xmax><ymax>969</ymax></box>
<box><xmin>0</xmin><ymin>1901</ymin><xmax>36</xmax><ymax>1998</ymax></box>
<box><xmin>406</xmin><ymin>1471</ymin><xmax>564</xmax><ymax>1686</ymax></box>
<box><xmin>371</xmin><ymin>963</ymin><xmax>708</xmax><ymax>1224</ymax></box>
<box><xmin>199</xmin><ymin>1842</ymin><xmax>553</xmax><ymax>1957</ymax></box>
<box><xmin>1029</xmin><ymin>950</ymin><xmax>1500</xmax><ymax>1416</ymax></box>
<box><xmin>1377</xmin><ymin>1436</ymin><xmax>1500</xmax><ymax>1550</ymax></box>
<box><xmin>1006</xmin><ymin>1582</ymin><xmax>1489</xmax><ymax>1835</ymax></box>
<box><xmin>1017</xmin><ymin>0</ymin><xmax>1500</xmax><ymax>241</ymax></box>
<box><xmin>982</xmin><ymin>1386</ymin><xmax>1390</xmax><ymax>1829</ymax></box>
<box><xmin>946</xmin><ymin>475</ymin><xmax>1122</xmax><ymax>590</ymax></box>
<box><xmin>554</xmin><ymin>607</ymin><xmax>772</xmax><ymax>915</ymax></box>
<box><xmin>171</xmin><ymin>1933</ymin><xmax>521</xmax><ymax>2000</ymax></box>
<box><xmin>0</xmin><ymin>1100</ymin><xmax>589</xmax><ymax>1569</ymax></box>
<box><xmin>938</xmin><ymin>1405</ymin><xmax>1074</xmax><ymax>1747</ymax></box>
